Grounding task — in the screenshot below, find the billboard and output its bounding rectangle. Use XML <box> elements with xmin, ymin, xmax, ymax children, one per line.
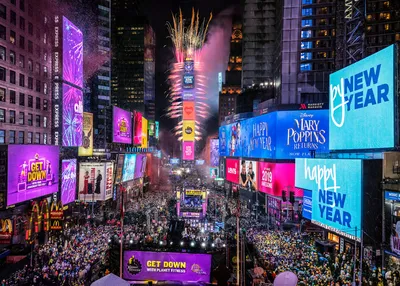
<box><xmin>226</xmin><ymin>158</ymin><xmax>239</xmax><ymax>184</ymax></box>
<box><xmin>210</xmin><ymin>139</ymin><xmax>219</xmax><ymax>167</ymax></box>
<box><xmin>170</xmin><ymin>158</ymin><xmax>180</xmax><ymax>165</ymax></box>
<box><xmin>182</xmin><ymin>121</ymin><xmax>195</xmax><ymax>141</ymax></box>
<box><xmin>63</xmin><ymin>17</ymin><xmax>83</xmax><ymax>88</ymax></box>
<box><xmin>62</xmin><ymin>84</ymin><xmax>83</xmax><ymax>147</ymax></box>
<box><xmin>183</xmin><ymin>141</ymin><xmax>195</xmax><ymax>161</ymax></box>
<box><xmin>329</xmin><ymin>44</ymin><xmax>396</xmax><ymax>150</ymax></box>
<box><xmin>148</xmin><ymin>120</ymin><xmax>155</xmax><ymax>136</ymax></box>
<box><xmin>183</xmin><ymin>75</ymin><xmax>195</xmax><ymax>89</ymax></box>
<box><xmin>258</xmin><ymin>162</ymin><xmax>298</xmax><ymax>196</ymax></box>
<box><xmin>123</xmin><ymin>251</ymin><xmax>211</xmax><ymax>282</ymax></box>
<box><xmin>134</xmin><ymin>112</ymin><xmax>143</xmax><ymax>145</ymax></box>
<box><xmin>219</xmin><ymin>158</ymin><xmax>225</xmax><ymax>179</ymax></box>
<box><xmin>113</xmin><ymin>106</ymin><xmax>132</xmax><ymax>144</ymax></box>
<box><xmin>183</xmin><ymin>102</ymin><xmax>195</xmax><ymax>120</ymax></box>
<box><xmin>78</xmin><ymin>162</ymin><xmax>114</xmax><ymax>201</ymax></box>
<box><xmin>155</xmin><ymin>121</ymin><xmax>159</xmax><ymax>139</ymax></box>
<box><xmin>239</xmin><ymin>160</ymin><xmax>258</xmax><ymax>190</ymax></box>
<box><xmin>219</xmin><ymin>125</ymin><xmax>227</xmax><ymax>157</ymax></box>
<box><xmin>276</xmin><ymin>110</ymin><xmax>329</xmax><ymax>159</ymax></box>
<box><xmin>183</xmin><ymin>92</ymin><xmax>195</xmax><ymax>101</ymax></box>
<box><xmin>7</xmin><ymin>145</ymin><xmax>59</xmax><ymax>206</ymax></box>
<box><xmin>210</xmin><ymin>168</ymin><xmax>219</xmax><ymax>179</ymax></box>
<box><xmin>184</xmin><ymin>60</ymin><xmax>194</xmax><ymax>73</ymax></box>
<box><xmin>115</xmin><ymin>154</ymin><xmax>125</xmax><ymax>184</ymax></box>
<box><xmin>141</xmin><ymin>118</ymin><xmax>148</xmax><ymax>148</ymax></box>
<box><xmin>134</xmin><ymin>154</ymin><xmax>147</xmax><ymax>179</ymax></box>
<box><xmin>295</xmin><ymin>158</ymin><xmax>362</xmax><ymax>240</ymax></box>
<box><xmin>302</xmin><ymin>189</ymin><xmax>312</xmax><ymax>220</ymax></box>
<box><xmin>78</xmin><ymin>112</ymin><xmax>93</xmax><ymax>156</ymax></box>
<box><xmin>122</xmin><ymin>154</ymin><xmax>136</xmax><ymax>182</ymax></box>
<box><xmin>61</xmin><ymin>159</ymin><xmax>77</xmax><ymax>205</ymax></box>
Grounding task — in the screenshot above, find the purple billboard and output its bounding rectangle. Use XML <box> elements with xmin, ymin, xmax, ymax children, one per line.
<box><xmin>123</xmin><ymin>251</ymin><xmax>211</xmax><ymax>282</ymax></box>
<box><xmin>63</xmin><ymin>17</ymin><xmax>83</xmax><ymax>88</ymax></box>
<box><xmin>61</xmin><ymin>159</ymin><xmax>77</xmax><ymax>205</ymax></box>
<box><xmin>113</xmin><ymin>107</ymin><xmax>132</xmax><ymax>144</ymax></box>
<box><xmin>7</xmin><ymin>145</ymin><xmax>59</xmax><ymax>206</ymax></box>
<box><xmin>210</xmin><ymin>139</ymin><xmax>219</xmax><ymax>167</ymax></box>
<box><xmin>134</xmin><ymin>154</ymin><xmax>147</xmax><ymax>179</ymax></box>
<box><xmin>62</xmin><ymin>84</ymin><xmax>83</xmax><ymax>147</ymax></box>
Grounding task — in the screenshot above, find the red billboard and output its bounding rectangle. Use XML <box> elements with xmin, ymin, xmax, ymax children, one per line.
<box><xmin>226</xmin><ymin>158</ymin><xmax>239</xmax><ymax>184</ymax></box>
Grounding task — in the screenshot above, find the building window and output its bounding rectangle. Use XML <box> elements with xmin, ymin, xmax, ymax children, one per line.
<box><xmin>19</xmin><ymin>112</ymin><xmax>24</xmax><ymax>125</ymax></box>
<box><xmin>9</xmin><ymin>110</ymin><xmax>15</xmax><ymax>124</ymax></box>
<box><xmin>27</xmin><ymin>132</ymin><xmax>32</xmax><ymax>143</ymax></box>
<box><xmin>35</xmin><ymin>63</ymin><xmax>40</xmax><ymax>75</ymax></box>
<box><xmin>301</xmin><ymin>19</ymin><xmax>312</xmax><ymax>27</ymax></box>
<box><xmin>34</xmin><ymin>132</ymin><xmax>40</xmax><ymax>144</ymax></box>
<box><xmin>10</xmin><ymin>70</ymin><xmax>15</xmax><ymax>84</ymax></box>
<box><xmin>43</xmin><ymin>99</ymin><xmax>48</xmax><ymax>111</ymax></box>
<box><xmin>19</xmin><ymin>92</ymin><xmax>24</xmax><ymax>105</ymax></box>
<box><xmin>0</xmin><ymin>4</ymin><xmax>6</xmax><ymax>19</ymax></box>
<box><xmin>19</xmin><ymin>54</ymin><xmax>24</xmax><ymax>68</ymax></box>
<box><xmin>300</xmin><ymin>63</ymin><xmax>312</xmax><ymax>71</ymax></box>
<box><xmin>28</xmin><ymin>41</ymin><xmax>33</xmax><ymax>53</ymax></box>
<box><xmin>9</xmin><ymin>90</ymin><xmax>15</xmax><ymax>103</ymax></box>
<box><xmin>301</xmin><ymin>41</ymin><xmax>313</xmax><ymax>49</ymax></box>
<box><xmin>20</xmin><ymin>0</ymin><xmax>25</xmax><ymax>11</ymax></box>
<box><xmin>43</xmin><ymin>116</ymin><xmax>47</xmax><ymax>128</ymax></box>
<box><xmin>302</xmin><ymin>8</ymin><xmax>312</xmax><ymax>16</ymax></box>
<box><xmin>43</xmin><ymin>133</ymin><xmax>47</xmax><ymax>144</ymax></box>
<box><xmin>0</xmin><ymin>25</ymin><xmax>5</xmax><ymax>40</ymax></box>
<box><xmin>9</xmin><ymin>30</ymin><xmax>15</xmax><ymax>44</ymax></box>
<box><xmin>19</xmin><ymin>73</ymin><xmax>24</xmax><ymax>87</ymax></box>
<box><xmin>27</xmin><ymin>95</ymin><xmax>32</xmax><ymax>107</ymax></box>
<box><xmin>28</xmin><ymin>77</ymin><xmax>33</xmax><ymax>89</ymax></box>
<box><xmin>19</xmin><ymin>35</ymin><xmax>24</xmax><ymax>49</ymax></box>
<box><xmin>28</xmin><ymin>59</ymin><xmax>33</xmax><ymax>71</ymax></box>
<box><xmin>36</xmin><ymin>97</ymin><xmax>40</xmax><ymax>109</ymax></box>
<box><xmin>301</xmin><ymin>30</ymin><xmax>312</xmax><ymax>39</ymax></box>
<box><xmin>10</xmin><ymin>0</ymin><xmax>16</xmax><ymax>5</ymax></box>
<box><xmin>0</xmin><ymin>88</ymin><xmax>5</xmax><ymax>102</ymax></box>
<box><xmin>28</xmin><ymin>22</ymin><xmax>33</xmax><ymax>35</ymax></box>
<box><xmin>9</xmin><ymin>130</ymin><xmax>15</xmax><ymax>144</ymax></box>
<box><xmin>10</xmin><ymin>10</ymin><xmax>16</xmax><ymax>25</ymax></box>
<box><xmin>0</xmin><ymin>66</ymin><xmax>5</xmax><ymax>81</ymax></box>
<box><xmin>20</xmin><ymin>16</ymin><xmax>25</xmax><ymax>31</ymax></box>
<box><xmin>35</xmin><ymin>115</ymin><xmax>40</xmax><ymax>127</ymax></box>
<box><xmin>43</xmin><ymin>66</ymin><xmax>48</xmax><ymax>78</ymax></box>
<box><xmin>301</xmin><ymin>52</ymin><xmax>313</xmax><ymax>60</ymax></box>
<box><xmin>0</xmin><ymin>109</ymin><xmax>5</xmax><ymax>122</ymax></box>
<box><xmin>302</xmin><ymin>0</ymin><xmax>312</xmax><ymax>3</ymax></box>
<box><xmin>43</xmin><ymin>82</ymin><xmax>47</xmax><ymax>95</ymax></box>
<box><xmin>18</xmin><ymin>131</ymin><xmax>24</xmax><ymax>143</ymax></box>
<box><xmin>27</xmin><ymin>113</ymin><xmax>32</xmax><ymax>125</ymax></box>
<box><xmin>35</xmin><ymin>80</ymin><xmax>40</xmax><ymax>92</ymax></box>
<box><xmin>0</xmin><ymin>46</ymin><xmax>5</xmax><ymax>61</ymax></box>
<box><xmin>9</xmin><ymin>50</ymin><xmax>15</xmax><ymax>65</ymax></box>
<box><xmin>0</xmin><ymin>130</ymin><xmax>4</xmax><ymax>144</ymax></box>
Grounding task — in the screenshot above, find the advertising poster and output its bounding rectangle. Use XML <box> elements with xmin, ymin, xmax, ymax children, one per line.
<box><xmin>148</xmin><ymin>120</ymin><xmax>155</xmax><ymax>137</ymax></box>
<box><xmin>122</xmin><ymin>154</ymin><xmax>136</xmax><ymax>182</ymax></box>
<box><xmin>210</xmin><ymin>139</ymin><xmax>219</xmax><ymax>167</ymax></box>
<box><xmin>63</xmin><ymin>17</ymin><xmax>83</xmax><ymax>88</ymax></box>
<box><xmin>115</xmin><ymin>154</ymin><xmax>125</xmax><ymax>184</ymax></box>
<box><xmin>226</xmin><ymin>158</ymin><xmax>239</xmax><ymax>184</ymax></box>
<box><xmin>62</xmin><ymin>84</ymin><xmax>83</xmax><ymax>147</ymax></box>
<box><xmin>78</xmin><ymin>112</ymin><xmax>93</xmax><ymax>156</ymax></box>
<box><xmin>182</xmin><ymin>121</ymin><xmax>195</xmax><ymax>141</ymax></box>
<box><xmin>155</xmin><ymin>121</ymin><xmax>159</xmax><ymax>139</ymax></box>
<box><xmin>210</xmin><ymin>168</ymin><xmax>219</xmax><ymax>179</ymax></box>
<box><xmin>78</xmin><ymin>162</ymin><xmax>113</xmax><ymax>201</ymax></box>
<box><xmin>124</xmin><ymin>251</ymin><xmax>211</xmax><ymax>282</ymax></box>
<box><xmin>183</xmin><ymin>102</ymin><xmax>195</xmax><ymax>120</ymax></box>
<box><xmin>61</xmin><ymin>159</ymin><xmax>77</xmax><ymax>205</ymax></box>
<box><xmin>170</xmin><ymin>158</ymin><xmax>180</xmax><ymax>165</ymax></box>
<box><xmin>329</xmin><ymin>44</ymin><xmax>395</xmax><ymax>150</ymax></box>
<box><xmin>302</xmin><ymin>189</ymin><xmax>312</xmax><ymax>220</ymax></box>
<box><xmin>276</xmin><ymin>110</ymin><xmax>329</xmax><ymax>159</ymax></box>
<box><xmin>134</xmin><ymin>112</ymin><xmax>143</xmax><ymax>145</ymax></box>
<box><xmin>184</xmin><ymin>60</ymin><xmax>194</xmax><ymax>73</ymax></box>
<box><xmin>258</xmin><ymin>162</ymin><xmax>298</xmax><ymax>196</ymax></box>
<box><xmin>219</xmin><ymin>125</ymin><xmax>227</xmax><ymax>157</ymax></box>
<box><xmin>113</xmin><ymin>106</ymin><xmax>132</xmax><ymax>144</ymax></box>
<box><xmin>141</xmin><ymin>118</ymin><xmax>148</xmax><ymax>148</ymax></box>
<box><xmin>183</xmin><ymin>141</ymin><xmax>195</xmax><ymax>161</ymax></box>
<box><xmin>239</xmin><ymin>160</ymin><xmax>258</xmax><ymax>191</ymax></box>
<box><xmin>183</xmin><ymin>92</ymin><xmax>195</xmax><ymax>101</ymax></box>
<box><xmin>183</xmin><ymin>75</ymin><xmax>195</xmax><ymax>89</ymax></box>
<box><xmin>295</xmin><ymin>158</ymin><xmax>362</xmax><ymax>240</ymax></box>
<box><xmin>134</xmin><ymin>154</ymin><xmax>147</xmax><ymax>179</ymax></box>
<box><xmin>7</xmin><ymin>145</ymin><xmax>59</xmax><ymax>206</ymax></box>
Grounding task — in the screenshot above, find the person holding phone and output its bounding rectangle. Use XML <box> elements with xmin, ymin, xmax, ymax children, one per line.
<box><xmin>240</xmin><ymin>160</ymin><xmax>248</xmax><ymax>188</ymax></box>
<box><xmin>247</xmin><ymin>161</ymin><xmax>256</xmax><ymax>190</ymax></box>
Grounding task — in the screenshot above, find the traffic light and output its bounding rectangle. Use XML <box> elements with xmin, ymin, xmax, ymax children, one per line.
<box><xmin>282</xmin><ymin>190</ymin><xmax>287</xmax><ymax>202</ymax></box>
<box><xmin>289</xmin><ymin>191</ymin><xmax>295</xmax><ymax>204</ymax></box>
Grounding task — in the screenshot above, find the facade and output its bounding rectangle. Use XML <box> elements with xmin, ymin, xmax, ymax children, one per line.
<box><xmin>144</xmin><ymin>25</ymin><xmax>155</xmax><ymax>121</ymax></box>
<box><xmin>0</xmin><ymin>0</ymin><xmax>52</xmax><ymax>145</ymax></box>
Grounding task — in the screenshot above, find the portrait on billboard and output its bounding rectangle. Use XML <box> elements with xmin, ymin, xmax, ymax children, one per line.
<box><xmin>78</xmin><ymin>162</ymin><xmax>113</xmax><ymax>201</ymax></box>
<box><xmin>210</xmin><ymin>168</ymin><xmax>219</xmax><ymax>179</ymax></box>
<box><xmin>63</xmin><ymin>17</ymin><xmax>83</xmax><ymax>88</ymax></box>
<box><xmin>134</xmin><ymin>154</ymin><xmax>147</xmax><ymax>179</ymax></box>
<box><xmin>78</xmin><ymin>112</ymin><xmax>93</xmax><ymax>156</ymax></box>
<box><xmin>62</xmin><ymin>84</ymin><xmax>83</xmax><ymax>147</ymax></box>
<box><xmin>210</xmin><ymin>139</ymin><xmax>219</xmax><ymax>167</ymax></box>
<box><xmin>122</xmin><ymin>154</ymin><xmax>136</xmax><ymax>182</ymax></box>
<box><xmin>239</xmin><ymin>160</ymin><xmax>257</xmax><ymax>190</ymax></box>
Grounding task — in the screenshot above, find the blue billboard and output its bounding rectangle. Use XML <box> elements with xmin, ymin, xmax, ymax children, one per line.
<box><xmin>329</xmin><ymin>44</ymin><xmax>396</xmax><ymax>150</ymax></box>
<box><xmin>295</xmin><ymin>158</ymin><xmax>362</xmax><ymax>241</ymax></box>
<box><xmin>302</xmin><ymin>189</ymin><xmax>312</xmax><ymax>220</ymax></box>
<box><xmin>276</xmin><ymin>110</ymin><xmax>329</xmax><ymax>159</ymax></box>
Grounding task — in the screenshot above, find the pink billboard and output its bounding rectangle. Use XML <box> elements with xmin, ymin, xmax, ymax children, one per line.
<box><xmin>258</xmin><ymin>162</ymin><xmax>301</xmax><ymax>197</ymax></box>
<box><xmin>182</xmin><ymin>141</ymin><xmax>194</xmax><ymax>160</ymax></box>
<box><xmin>133</xmin><ymin>111</ymin><xmax>143</xmax><ymax>145</ymax></box>
<box><xmin>226</xmin><ymin>158</ymin><xmax>239</xmax><ymax>184</ymax></box>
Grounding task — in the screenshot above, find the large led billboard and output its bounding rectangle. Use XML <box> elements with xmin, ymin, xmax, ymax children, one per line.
<box><xmin>226</xmin><ymin>158</ymin><xmax>239</xmax><ymax>184</ymax></box>
<box><xmin>61</xmin><ymin>159</ymin><xmax>77</xmax><ymax>205</ymax></box>
<box><xmin>123</xmin><ymin>251</ymin><xmax>211</xmax><ymax>282</ymax></box>
<box><xmin>155</xmin><ymin>121</ymin><xmax>159</xmax><ymax>139</ymax></box>
<box><xmin>134</xmin><ymin>112</ymin><xmax>143</xmax><ymax>145</ymax></box>
<box><xmin>148</xmin><ymin>120</ymin><xmax>155</xmax><ymax>137</ymax></box>
<box><xmin>210</xmin><ymin>139</ymin><xmax>219</xmax><ymax>167</ymax></box>
<box><xmin>115</xmin><ymin>154</ymin><xmax>125</xmax><ymax>184</ymax></box>
<box><xmin>182</xmin><ymin>121</ymin><xmax>195</xmax><ymax>141</ymax></box>
<box><xmin>329</xmin><ymin>44</ymin><xmax>396</xmax><ymax>150</ymax></box>
<box><xmin>62</xmin><ymin>83</ymin><xmax>83</xmax><ymax>147</ymax></box>
<box><xmin>239</xmin><ymin>160</ymin><xmax>258</xmax><ymax>190</ymax></box>
<box><xmin>78</xmin><ymin>112</ymin><xmax>93</xmax><ymax>156</ymax></box>
<box><xmin>134</xmin><ymin>154</ymin><xmax>147</xmax><ymax>179</ymax></box>
<box><xmin>7</xmin><ymin>145</ymin><xmax>59</xmax><ymax>206</ymax></box>
<box><xmin>63</xmin><ymin>17</ymin><xmax>83</xmax><ymax>88</ymax></box>
<box><xmin>183</xmin><ymin>101</ymin><xmax>195</xmax><ymax>120</ymax></box>
<box><xmin>122</xmin><ymin>154</ymin><xmax>136</xmax><ymax>182</ymax></box>
<box><xmin>276</xmin><ymin>110</ymin><xmax>329</xmax><ymax>159</ymax></box>
<box><xmin>258</xmin><ymin>162</ymin><xmax>298</xmax><ymax>196</ymax></box>
<box><xmin>113</xmin><ymin>106</ymin><xmax>132</xmax><ymax>144</ymax></box>
<box><xmin>141</xmin><ymin>118</ymin><xmax>148</xmax><ymax>148</ymax></box>
<box><xmin>78</xmin><ymin>162</ymin><xmax>113</xmax><ymax>201</ymax></box>
<box><xmin>183</xmin><ymin>141</ymin><xmax>195</xmax><ymax>161</ymax></box>
<box><xmin>295</xmin><ymin>158</ymin><xmax>362</xmax><ymax>240</ymax></box>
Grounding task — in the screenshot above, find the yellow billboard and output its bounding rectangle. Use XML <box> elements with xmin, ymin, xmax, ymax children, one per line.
<box><xmin>185</xmin><ymin>189</ymin><xmax>202</xmax><ymax>196</ymax></box>
<box><xmin>182</xmin><ymin>120</ymin><xmax>195</xmax><ymax>141</ymax></box>
<box><xmin>78</xmin><ymin>112</ymin><xmax>93</xmax><ymax>156</ymax></box>
<box><xmin>141</xmin><ymin>117</ymin><xmax>148</xmax><ymax>148</ymax></box>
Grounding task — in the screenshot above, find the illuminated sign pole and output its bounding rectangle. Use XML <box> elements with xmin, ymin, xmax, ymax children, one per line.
<box><xmin>182</xmin><ymin>58</ymin><xmax>196</xmax><ymax>161</ymax></box>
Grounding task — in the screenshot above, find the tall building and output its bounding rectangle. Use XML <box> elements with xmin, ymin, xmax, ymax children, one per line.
<box><xmin>218</xmin><ymin>16</ymin><xmax>242</xmax><ymax>125</ymax></box>
<box><xmin>0</xmin><ymin>0</ymin><xmax>52</xmax><ymax>145</ymax></box>
<box><xmin>144</xmin><ymin>25</ymin><xmax>155</xmax><ymax>121</ymax></box>
<box><xmin>242</xmin><ymin>0</ymin><xmax>276</xmax><ymax>88</ymax></box>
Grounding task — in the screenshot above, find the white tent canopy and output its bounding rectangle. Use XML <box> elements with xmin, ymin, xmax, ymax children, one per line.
<box><xmin>91</xmin><ymin>274</ymin><xmax>131</xmax><ymax>286</ymax></box>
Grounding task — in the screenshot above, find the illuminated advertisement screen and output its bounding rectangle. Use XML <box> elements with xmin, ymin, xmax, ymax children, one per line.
<box><xmin>210</xmin><ymin>168</ymin><xmax>219</xmax><ymax>179</ymax></box>
<box><xmin>183</xmin><ymin>101</ymin><xmax>195</xmax><ymax>120</ymax></box>
<box><xmin>276</xmin><ymin>110</ymin><xmax>329</xmax><ymax>159</ymax></box>
<box><xmin>78</xmin><ymin>112</ymin><xmax>93</xmax><ymax>156</ymax></box>
<box><xmin>122</xmin><ymin>154</ymin><xmax>136</xmax><ymax>182</ymax></box>
<box><xmin>123</xmin><ymin>251</ymin><xmax>211</xmax><ymax>282</ymax></box>
<box><xmin>184</xmin><ymin>60</ymin><xmax>194</xmax><ymax>73</ymax></box>
<box><xmin>7</xmin><ymin>145</ymin><xmax>59</xmax><ymax>206</ymax></box>
<box><xmin>78</xmin><ymin>162</ymin><xmax>113</xmax><ymax>201</ymax></box>
<box><xmin>134</xmin><ymin>112</ymin><xmax>143</xmax><ymax>145</ymax></box>
<box><xmin>183</xmin><ymin>141</ymin><xmax>195</xmax><ymax>161</ymax></box>
<box><xmin>113</xmin><ymin>106</ymin><xmax>132</xmax><ymax>144</ymax></box>
<box><xmin>62</xmin><ymin>84</ymin><xmax>83</xmax><ymax>147</ymax></box>
<box><xmin>115</xmin><ymin>154</ymin><xmax>125</xmax><ymax>184</ymax></box>
<box><xmin>219</xmin><ymin>158</ymin><xmax>225</xmax><ymax>179</ymax></box>
<box><xmin>302</xmin><ymin>189</ymin><xmax>312</xmax><ymax>220</ymax></box>
<box><xmin>141</xmin><ymin>118</ymin><xmax>148</xmax><ymax>148</ymax></box>
<box><xmin>61</xmin><ymin>159</ymin><xmax>77</xmax><ymax>205</ymax></box>
<box><xmin>170</xmin><ymin>158</ymin><xmax>180</xmax><ymax>165</ymax></box>
<box><xmin>295</xmin><ymin>158</ymin><xmax>362</xmax><ymax>240</ymax></box>
<box><xmin>258</xmin><ymin>162</ymin><xmax>298</xmax><ymax>196</ymax></box>
<box><xmin>63</xmin><ymin>17</ymin><xmax>83</xmax><ymax>88</ymax></box>
<box><xmin>210</xmin><ymin>139</ymin><xmax>219</xmax><ymax>167</ymax></box>
<box><xmin>134</xmin><ymin>154</ymin><xmax>147</xmax><ymax>179</ymax></box>
<box><xmin>155</xmin><ymin>121</ymin><xmax>159</xmax><ymax>139</ymax></box>
<box><xmin>226</xmin><ymin>158</ymin><xmax>239</xmax><ymax>184</ymax></box>
<box><xmin>182</xmin><ymin>121</ymin><xmax>195</xmax><ymax>141</ymax></box>
<box><xmin>183</xmin><ymin>75</ymin><xmax>195</xmax><ymax>89</ymax></box>
<box><xmin>329</xmin><ymin>44</ymin><xmax>396</xmax><ymax>150</ymax></box>
<box><xmin>239</xmin><ymin>160</ymin><xmax>258</xmax><ymax>190</ymax></box>
<box><xmin>148</xmin><ymin>120</ymin><xmax>155</xmax><ymax>136</ymax></box>
<box><xmin>183</xmin><ymin>92</ymin><xmax>195</xmax><ymax>101</ymax></box>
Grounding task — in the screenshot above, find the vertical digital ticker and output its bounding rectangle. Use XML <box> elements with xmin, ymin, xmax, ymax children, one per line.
<box><xmin>182</xmin><ymin>59</ymin><xmax>195</xmax><ymax>161</ymax></box>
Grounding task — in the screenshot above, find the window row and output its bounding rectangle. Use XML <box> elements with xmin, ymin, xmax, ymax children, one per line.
<box><xmin>0</xmin><ymin>130</ymin><xmax>47</xmax><ymax>145</ymax></box>
<box><xmin>0</xmin><ymin>109</ymin><xmax>48</xmax><ymax>128</ymax></box>
<box><xmin>0</xmin><ymin>67</ymin><xmax>48</xmax><ymax>94</ymax></box>
<box><xmin>0</xmin><ymin>88</ymin><xmax>48</xmax><ymax>109</ymax></box>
